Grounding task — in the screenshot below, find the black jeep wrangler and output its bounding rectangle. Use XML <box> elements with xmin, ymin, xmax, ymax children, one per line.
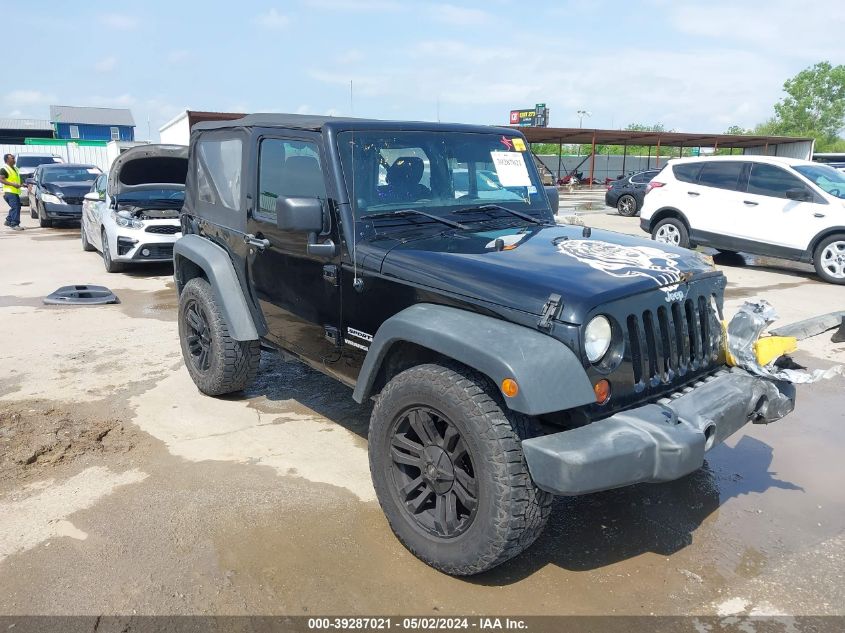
<box><xmin>173</xmin><ymin>114</ymin><xmax>794</xmax><ymax>575</ymax></box>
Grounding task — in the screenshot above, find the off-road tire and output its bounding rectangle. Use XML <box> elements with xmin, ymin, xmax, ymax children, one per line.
<box><xmin>616</xmin><ymin>194</ymin><xmax>638</xmax><ymax>217</ymax></box>
<box><xmin>81</xmin><ymin>220</ymin><xmax>95</xmax><ymax>251</ymax></box>
<box><xmin>813</xmin><ymin>233</ymin><xmax>845</xmax><ymax>285</ymax></box>
<box><xmin>368</xmin><ymin>363</ymin><xmax>552</xmax><ymax>576</ymax></box>
<box><xmin>178</xmin><ymin>277</ymin><xmax>261</xmax><ymax>396</ymax></box>
<box><xmin>652</xmin><ymin>217</ymin><xmax>690</xmax><ymax>249</ymax></box>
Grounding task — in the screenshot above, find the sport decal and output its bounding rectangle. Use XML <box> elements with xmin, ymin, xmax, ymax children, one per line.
<box><xmin>556</xmin><ymin>240</ymin><xmax>689</xmax><ymax>288</ymax></box>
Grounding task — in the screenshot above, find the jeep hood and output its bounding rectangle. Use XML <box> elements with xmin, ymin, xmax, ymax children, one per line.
<box><xmin>108</xmin><ymin>144</ymin><xmax>188</xmax><ymax>197</ymax></box>
<box><xmin>380</xmin><ymin>224</ymin><xmax>719</xmax><ymax>323</ymax></box>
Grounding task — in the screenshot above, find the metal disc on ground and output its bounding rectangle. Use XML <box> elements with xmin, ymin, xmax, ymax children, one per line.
<box><xmin>43</xmin><ymin>285</ymin><xmax>120</xmax><ymax>305</ymax></box>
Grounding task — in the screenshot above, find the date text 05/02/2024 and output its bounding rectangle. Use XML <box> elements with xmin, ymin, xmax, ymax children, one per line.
<box><xmin>307</xmin><ymin>617</ymin><xmax>529</xmax><ymax>630</ymax></box>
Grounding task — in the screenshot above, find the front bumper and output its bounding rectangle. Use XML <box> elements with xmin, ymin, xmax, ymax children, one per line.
<box><xmin>639</xmin><ymin>217</ymin><xmax>650</xmax><ymax>233</ymax></box>
<box><xmin>113</xmin><ymin>235</ymin><xmax>178</xmax><ymax>263</ymax></box>
<box><xmin>522</xmin><ymin>369</ymin><xmax>795</xmax><ymax>496</ymax></box>
<box><xmin>43</xmin><ymin>202</ymin><xmax>82</xmax><ymax>219</ymax></box>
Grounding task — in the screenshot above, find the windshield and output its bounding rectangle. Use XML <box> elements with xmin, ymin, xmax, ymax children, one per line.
<box><xmin>337</xmin><ymin>131</ymin><xmax>550</xmax><ymax>224</ymax></box>
<box><xmin>116</xmin><ymin>188</ymin><xmax>185</xmax><ymax>207</ymax></box>
<box><xmin>43</xmin><ymin>167</ymin><xmax>101</xmax><ymax>184</ymax></box>
<box><xmin>17</xmin><ymin>156</ymin><xmax>60</xmax><ymax>168</ymax></box>
<box><xmin>793</xmin><ymin>164</ymin><xmax>845</xmax><ymax>199</ymax></box>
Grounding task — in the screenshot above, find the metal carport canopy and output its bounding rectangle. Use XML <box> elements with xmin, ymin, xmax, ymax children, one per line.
<box><xmin>515</xmin><ymin>126</ymin><xmax>812</xmax><ymax>149</ymax></box>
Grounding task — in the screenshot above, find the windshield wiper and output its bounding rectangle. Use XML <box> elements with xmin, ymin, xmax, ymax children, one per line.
<box><xmin>365</xmin><ymin>209</ymin><xmax>469</xmax><ymax>230</ymax></box>
<box><xmin>454</xmin><ymin>204</ymin><xmax>548</xmax><ymax>226</ymax></box>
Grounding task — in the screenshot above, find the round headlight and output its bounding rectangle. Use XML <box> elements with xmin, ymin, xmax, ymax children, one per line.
<box><xmin>584</xmin><ymin>315</ymin><xmax>612</xmax><ymax>363</ymax></box>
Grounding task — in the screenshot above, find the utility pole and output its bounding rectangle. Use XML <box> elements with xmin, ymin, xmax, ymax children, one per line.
<box><xmin>577</xmin><ymin>109</ymin><xmax>591</xmax><ymax>129</ymax></box>
<box><xmin>576</xmin><ymin>110</ymin><xmax>591</xmax><ymax>158</ymax></box>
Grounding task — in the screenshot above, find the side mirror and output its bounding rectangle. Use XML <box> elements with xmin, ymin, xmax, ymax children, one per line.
<box><xmin>544</xmin><ymin>185</ymin><xmax>559</xmax><ymax>214</ymax></box>
<box><xmin>83</xmin><ymin>192</ymin><xmax>100</xmax><ymax>202</ymax></box>
<box><xmin>275</xmin><ymin>196</ymin><xmax>335</xmax><ymax>257</ymax></box>
<box><xmin>25</xmin><ymin>178</ymin><xmax>35</xmax><ymax>186</ymax></box>
<box><xmin>785</xmin><ymin>188</ymin><xmax>811</xmax><ymax>202</ymax></box>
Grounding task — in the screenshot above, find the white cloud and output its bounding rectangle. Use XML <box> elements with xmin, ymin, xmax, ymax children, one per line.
<box><xmin>99</xmin><ymin>13</ymin><xmax>139</xmax><ymax>30</ymax></box>
<box><xmin>427</xmin><ymin>3</ymin><xmax>494</xmax><ymax>25</ymax></box>
<box><xmin>94</xmin><ymin>56</ymin><xmax>118</xmax><ymax>73</ymax></box>
<box><xmin>166</xmin><ymin>50</ymin><xmax>191</xmax><ymax>64</ymax></box>
<box><xmin>304</xmin><ymin>0</ymin><xmax>401</xmax><ymax>10</ymax></box>
<box><xmin>665</xmin><ymin>0</ymin><xmax>845</xmax><ymax>59</ymax></box>
<box><xmin>4</xmin><ymin>89</ymin><xmax>56</xmax><ymax>106</ymax></box>
<box><xmin>336</xmin><ymin>49</ymin><xmax>364</xmax><ymax>65</ymax></box>
<box><xmin>255</xmin><ymin>8</ymin><xmax>290</xmax><ymax>29</ymax></box>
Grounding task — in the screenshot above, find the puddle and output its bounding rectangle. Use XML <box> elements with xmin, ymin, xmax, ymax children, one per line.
<box><xmin>30</xmin><ymin>230</ymin><xmax>79</xmax><ymax>242</ymax></box>
<box><xmin>0</xmin><ymin>295</ymin><xmax>45</xmax><ymax>309</ymax></box>
<box><xmin>713</xmin><ymin>251</ymin><xmax>816</xmax><ymax>277</ymax></box>
<box><xmin>112</xmin><ymin>281</ymin><xmax>178</xmax><ymax>322</ymax></box>
<box><xmin>725</xmin><ymin>281</ymin><xmax>809</xmax><ymax>299</ymax></box>
<box><xmin>0</xmin><ymin>467</ymin><xmax>147</xmax><ymax>563</ymax></box>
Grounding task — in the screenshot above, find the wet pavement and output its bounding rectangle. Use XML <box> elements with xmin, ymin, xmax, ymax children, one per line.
<box><xmin>1</xmin><ymin>213</ymin><xmax>844</xmax><ymax>617</ymax></box>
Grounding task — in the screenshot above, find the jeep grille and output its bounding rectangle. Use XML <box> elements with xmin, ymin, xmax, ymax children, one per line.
<box><xmin>626</xmin><ymin>295</ymin><xmax>721</xmax><ymax>389</ymax></box>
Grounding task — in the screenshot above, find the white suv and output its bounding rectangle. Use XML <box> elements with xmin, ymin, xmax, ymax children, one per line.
<box><xmin>640</xmin><ymin>156</ymin><xmax>845</xmax><ymax>284</ymax></box>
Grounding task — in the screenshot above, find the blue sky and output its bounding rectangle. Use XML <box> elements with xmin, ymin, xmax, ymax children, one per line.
<box><xmin>7</xmin><ymin>0</ymin><xmax>844</xmax><ymax>140</ymax></box>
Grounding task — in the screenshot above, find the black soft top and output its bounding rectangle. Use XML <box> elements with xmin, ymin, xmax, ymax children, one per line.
<box><xmin>193</xmin><ymin>112</ymin><xmax>515</xmax><ymax>136</ymax></box>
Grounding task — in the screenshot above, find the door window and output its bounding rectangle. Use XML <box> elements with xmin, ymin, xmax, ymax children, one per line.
<box><xmin>257</xmin><ymin>138</ymin><xmax>325</xmax><ymax>221</ymax></box>
<box><xmin>697</xmin><ymin>161</ymin><xmax>744</xmax><ymax>191</ymax></box>
<box><xmin>96</xmin><ymin>174</ymin><xmax>107</xmax><ymax>198</ymax></box>
<box><xmin>631</xmin><ymin>171</ymin><xmax>655</xmax><ymax>184</ymax></box>
<box><xmin>747</xmin><ymin>163</ymin><xmax>811</xmax><ymax>199</ymax></box>
<box><xmin>195</xmin><ymin>138</ymin><xmax>242</xmax><ymax>210</ymax></box>
<box><xmin>672</xmin><ymin>162</ymin><xmax>702</xmax><ymax>184</ymax></box>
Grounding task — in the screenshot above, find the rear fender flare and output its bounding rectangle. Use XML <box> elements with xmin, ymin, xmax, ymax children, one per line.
<box><xmin>173</xmin><ymin>234</ymin><xmax>261</xmax><ymax>341</ymax></box>
<box><xmin>352</xmin><ymin>304</ymin><xmax>596</xmax><ymax>416</ymax></box>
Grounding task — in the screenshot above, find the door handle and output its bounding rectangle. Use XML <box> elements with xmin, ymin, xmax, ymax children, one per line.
<box><xmin>244</xmin><ymin>234</ymin><xmax>270</xmax><ymax>251</ymax></box>
<box><xmin>743</xmin><ymin>200</ymin><xmax>758</xmax><ymax>206</ymax></box>
<box><xmin>687</xmin><ymin>191</ymin><xmax>700</xmax><ymax>196</ymax></box>
<box><xmin>814</xmin><ymin>213</ymin><xmax>826</xmax><ymax>218</ymax></box>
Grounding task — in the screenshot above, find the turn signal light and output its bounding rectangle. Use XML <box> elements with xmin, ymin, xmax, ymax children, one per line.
<box><xmin>501</xmin><ymin>378</ymin><xmax>519</xmax><ymax>398</ymax></box>
<box><xmin>594</xmin><ymin>379</ymin><xmax>611</xmax><ymax>405</ymax></box>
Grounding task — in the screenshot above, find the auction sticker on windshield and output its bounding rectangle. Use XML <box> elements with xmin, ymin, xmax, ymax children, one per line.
<box><xmin>490</xmin><ymin>151</ymin><xmax>531</xmax><ymax>187</ymax></box>
<box><xmin>512</xmin><ymin>138</ymin><xmax>526</xmax><ymax>152</ymax></box>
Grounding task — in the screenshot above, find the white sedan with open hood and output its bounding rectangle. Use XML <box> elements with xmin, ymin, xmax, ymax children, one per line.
<box><xmin>81</xmin><ymin>145</ymin><xmax>187</xmax><ymax>273</ymax></box>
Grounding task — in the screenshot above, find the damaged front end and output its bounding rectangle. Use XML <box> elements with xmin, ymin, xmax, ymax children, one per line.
<box><xmin>522</xmin><ymin>368</ymin><xmax>794</xmax><ymax>496</ymax></box>
<box><xmin>521</xmin><ymin>298</ymin><xmax>827</xmax><ymax>497</ymax></box>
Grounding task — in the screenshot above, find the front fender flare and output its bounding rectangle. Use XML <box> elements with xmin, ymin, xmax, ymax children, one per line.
<box><xmin>173</xmin><ymin>234</ymin><xmax>261</xmax><ymax>341</ymax></box>
<box><xmin>352</xmin><ymin>304</ymin><xmax>596</xmax><ymax>416</ymax></box>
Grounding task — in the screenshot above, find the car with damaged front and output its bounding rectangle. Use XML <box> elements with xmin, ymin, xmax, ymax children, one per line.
<box><xmin>27</xmin><ymin>163</ymin><xmax>102</xmax><ymax>227</ymax></box>
<box><xmin>172</xmin><ymin>114</ymin><xmax>796</xmax><ymax>576</ymax></box>
<box><xmin>81</xmin><ymin>145</ymin><xmax>187</xmax><ymax>272</ymax></box>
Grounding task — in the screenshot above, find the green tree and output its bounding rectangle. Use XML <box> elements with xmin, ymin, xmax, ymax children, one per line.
<box><xmin>766</xmin><ymin>61</ymin><xmax>845</xmax><ymax>149</ymax></box>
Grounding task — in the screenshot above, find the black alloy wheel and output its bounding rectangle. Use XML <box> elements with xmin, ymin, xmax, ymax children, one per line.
<box><xmin>389</xmin><ymin>406</ymin><xmax>478</xmax><ymax>538</ymax></box>
<box><xmin>617</xmin><ymin>194</ymin><xmax>638</xmax><ymax>217</ymax></box>
<box><xmin>184</xmin><ymin>299</ymin><xmax>213</xmax><ymax>372</ymax></box>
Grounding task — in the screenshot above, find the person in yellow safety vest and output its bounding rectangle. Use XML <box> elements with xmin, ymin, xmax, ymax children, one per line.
<box><xmin>1</xmin><ymin>154</ymin><xmax>24</xmax><ymax>231</ymax></box>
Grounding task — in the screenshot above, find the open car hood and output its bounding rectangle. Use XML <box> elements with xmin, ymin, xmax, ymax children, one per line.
<box><xmin>108</xmin><ymin>144</ymin><xmax>188</xmax><ymax>197</ymax></box>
